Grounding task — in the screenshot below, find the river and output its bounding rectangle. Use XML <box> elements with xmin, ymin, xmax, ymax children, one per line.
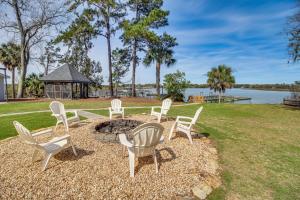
<box><xmin>183</xmin><ymin>88</ymin><xmax>291</xmax><ymax>104</ymax></box>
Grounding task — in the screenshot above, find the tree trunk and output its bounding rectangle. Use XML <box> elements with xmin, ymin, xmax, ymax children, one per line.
<box><xmin>156</xmin><ymin>62</ymin><xmax>161</xmax><ymax>97</ymax></box>
<box><xmin>45</xmin><ymin>57</ymin><xmax>50</xmax><ymax>76</ymax></box>
<box><xmin>17</xmin><ymin>46</ymin><xmax>27</xmax><ymax>98</ymax></box>
<box><xmin>131</xmin><ymin>39</ymin><xmax>137</xmax><ymax>97</ymax></box>
<box><xmin>106</xmin><ymin>18</ymin><xmax>113</xmax><ymax>97</ymax></box>
<box><xmin>12</xmin><ymin>67</ymin><xmax>15</xmax><ymax>99</ymax></box>
<box><xmin>218</xmin><ymin>91</ymin><xmax>221</xmax><ymax>103</ymax></box>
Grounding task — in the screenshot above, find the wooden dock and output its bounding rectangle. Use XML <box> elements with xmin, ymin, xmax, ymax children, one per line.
<box><xmin>283</xmin><ymin>98</ymin><xmax>300</xmax><ymax>107</ymax></box>
<box><xmin>188</xmin><ymin>95</ymin><xmax>251</xmax><ymax>103</ymax></box>
<box><xmin>204</xmin><ymin>95</ymin><xmax>251</xmax><ymax>103</ymax></box>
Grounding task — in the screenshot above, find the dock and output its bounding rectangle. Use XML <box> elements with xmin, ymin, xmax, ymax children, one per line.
<box><xmin>188</xmin><ymin>95</ymin><xmax>251</xmax><ymax>103</ymax></box>
<box><xmin>283</xmin><ymin>98</ymin><xmax>300</xmax><ymax>107</ymax></box>
<box><xmin>204</xmin><ymin>95</ymin><xmax>251</xmax><ymax>103</ymax></box>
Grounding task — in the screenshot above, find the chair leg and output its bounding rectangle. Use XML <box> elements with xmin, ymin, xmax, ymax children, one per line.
<box><xmin>157</xmin><ymin>115</ymin><xmax>161</xmax><ymax>123</ymax></box>
<box><xmin>128</xmin><ymin>150</ymin><xmax>135</xmax><ymax>177</ymax></box>
<box><xmin>42</xmin><ymin>153</ymin><xmax>52</xmax><ymax>171</ymax></box>
<box><xmin>32</xmin><ymin>149</ymin><xmax>39</xmax><ymax>162</ymax></box>
<box><xmin>70</xmin><ymin>142</ymin><xmax>78</xmax><ymax>156</ymax></box>
<box><xmin>153</xmin><ymin>150</ymin><xmax>158</xmax><ymax>173</ymax></box>
<box><xmin>186</xmin><ymin>130</ymin><xmax>193</xmax><ymax>144</ymax></box>
<box><xmin>109</xmin><ymin>112</ymin><xmax>112</xmax><ymax>120</ymax></box>
<box><xmin>54</xmin><ymin>121</ymin><xmax>59</xmax><ymax>131</ymax></box>
<box><xmin>122</xmin><ymin>146</ymin><xmax>126</xmax><ymax>158</ymax></box>
<box><xmin>169</xmin><ymin>122</ymin><xmax>177</xmax><ymax>140</ymax></box>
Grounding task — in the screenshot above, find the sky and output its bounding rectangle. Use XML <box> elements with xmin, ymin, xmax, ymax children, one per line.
<box><xmin>2</xmin><ymin>0</ymin><xmax>300</xmax><ymax>84</ymax></box>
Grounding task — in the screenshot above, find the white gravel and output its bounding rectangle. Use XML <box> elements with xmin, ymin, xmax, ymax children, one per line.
<box><xmin>0</xmin><ymin>115</ymin><xmax>221</xmax><ymax>199</ymax></box>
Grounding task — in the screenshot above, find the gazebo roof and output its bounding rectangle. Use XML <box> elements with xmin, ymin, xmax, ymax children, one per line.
<box><xmin>41</xmin><ymin>64</ymin><xmax>91</xmax><ymax>83</ymax></box>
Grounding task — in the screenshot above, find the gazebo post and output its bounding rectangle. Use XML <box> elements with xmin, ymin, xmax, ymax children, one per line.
<box><xmin>71</xmin><ymin>83</ymin><xmax>73</xmax><ymax>99</ymax></box>
<box><xmin>76</xmin><ymin>83</ymin><xmax>78</xmax><ymax>98</ymax></box>
<box><xmin>86</xmin><ymin>84</ymin><xmax>89</xmax><ymax>98</ymax></box>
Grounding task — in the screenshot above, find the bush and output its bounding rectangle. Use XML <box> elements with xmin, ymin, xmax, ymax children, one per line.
<box><xmin>163</xmin><ymin>70</ymin><xmax>190</xmax><ymax>102</ymax></box>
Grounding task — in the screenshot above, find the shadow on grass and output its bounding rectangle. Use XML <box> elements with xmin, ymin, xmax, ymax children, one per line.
<box><xmin>135</xmin><ymin>147</ymin><xmax>176</xmax><ymax>174</ymax></box>
<box><xmin>281</xmin><ymin>105</ymin><xmax>300</xmax><ymax>111</ymax></box>
<box><xmin>171</xmin><ymin>131</ymin><xmax>210</xmax><ymax>141</ymax></box>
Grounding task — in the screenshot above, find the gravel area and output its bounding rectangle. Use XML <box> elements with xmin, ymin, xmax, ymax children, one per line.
<box><xmin>0</xmin><ymin>115</ymin><xmax>221</xmax><ymax>199</ymax></box>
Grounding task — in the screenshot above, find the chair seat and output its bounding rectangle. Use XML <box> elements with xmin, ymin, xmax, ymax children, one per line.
<box><xmin>111</xmin><ymin>110</ymin><xmax>123</xmax><ymax>114</ymax></box>
<box><xmin>151</xmin><ymin>111</ymin><xmax>161</xmax><ymax>117</ymax></box>
<box><xmin>68</xmin><ymin>116</ymin><xmax>80</xmax><ymax>123</ymax></box>
<box><xmin>41</xmin><ymin>136</ymin><xmax>69</xmax><ymax>152</ymax></box>
<box><xmin>177</xmin><ymin>123</ymin><xmax>190</xmax><ymax>130</ymax></box>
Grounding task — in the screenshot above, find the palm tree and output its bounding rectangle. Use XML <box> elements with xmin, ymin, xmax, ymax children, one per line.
<box><xmin>24</xmin><ymin>73</ymin><xmax>44</xmax><ymax>97</ymax></box>
<box><xmin>143</xmin><ymin>33</ymin><xmax>177</xmax><ymax>97</ymax></box>
<box><xmin>0</xmin><ymin>42</ymin><xmax>21</xmax><ymax>98</ymax></box>
<box><xmin>207</xmin><ymin>64</ymin><xmax>235</xmax><ymax>103</ymax></box>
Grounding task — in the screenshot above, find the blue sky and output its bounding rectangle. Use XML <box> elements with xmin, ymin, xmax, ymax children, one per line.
<box><xmin>89</xmin><ymin>0</ymin><xmax>300</xmax><ymax>84</ymax></box>
<box><xmin>2</xmin><ymin>0</ymin><xmax>300</xmax><ymax>84</ymax></box>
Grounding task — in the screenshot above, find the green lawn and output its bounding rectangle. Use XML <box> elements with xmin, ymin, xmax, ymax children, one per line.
<box><xmin>0</xmin><ymin>112</ymin><xmax>56</xmax><ymax>140</ymax></box>
<box><xmin>0</xmin><ymin>98</ymin><xmax>163</xmax><ymax>115</ymax></box>
<box><xmin>89</xmin><ymin>104</ymin><xmax>300</xmax><ymax>199</ymax></box>
<box><xmin>0</xmin><ymin>112</ymin><xmax>82</xmax><ymax>140</ymax></box>
<box><xmin>0</xmin><ymin>103</ymin><xmax>299</xmax><ymax>199</ymax></box>
<box><xmin>88</xmin><ymin>107</ymin><xmax>151</xmax><ymax>116</ymax></box>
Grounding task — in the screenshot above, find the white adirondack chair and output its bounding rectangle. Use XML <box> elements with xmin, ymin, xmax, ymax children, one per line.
<box><xmin>150</xmin><ymin>98</ymin><xmax>172</xmax><ymax>123</ymax></box>
<box><xmin>13</xmin><ymin>121</ymin><xmax>77</xmax><ymax>171</ymax></box>
<box><xmin>109</xmin><ymin>99</ymin><xmax>124</xmax><ymax>120</ymax></box>
<box><xmin>169</xmin><ymin>106</ymin><xmax>203</xmax><ymax>144</ymax></box>
<box><xmin>49</xmin><ymin>101</ymin><xmax>80</xmax><ymax>132</ymax></box>
<box><xmin>119</xmin><ymin>123</ymin><xmax>164</xmax><ymax>177</ymax></box>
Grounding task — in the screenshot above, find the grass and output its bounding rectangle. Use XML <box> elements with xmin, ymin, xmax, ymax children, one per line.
<box><xmin>88</xmin><ymin>107</ymin><xmax>151</xmax><ymax>117</ymax></box>
<box><xmin>89</xmin><ymin>104</ymin><xmax>300</xmax><ymax>199</ymax></box>
<box><xmin>0</xmin><ymin>103</ymin><xmax>299</xmax><ymax>199</ymax></box>
<box><xmin>0</xmin><ymin>112</ymin><xmax>83</xmax><ymax>140</ymax></box>
<box><xmin>0</xmin><ymin>98</ymin><xmax>164</xmax><ymax>115</ymax></box>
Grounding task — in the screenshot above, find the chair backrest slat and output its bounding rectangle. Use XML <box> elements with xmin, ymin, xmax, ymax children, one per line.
<box><xmin>50</xmin><ymin>101</ymin><xmax>67</xmax><ymax>118</ymax></box>
<box><xmin>132</xmin><ymin>123</ymin><xmax>164</xmax><ymax>147</ymax></box>
<box><xmin>161</xmin><ymin>98</ymin><xmax>172</xmax><ymax>114</ymax></box>
<box><xmin>111</xmin><ymin>99</ymin><xmax>122</xmax><ymax>111</ymax></box>
<box><xmin>191</xmin><ymin>106</ymin><xmax>203</xmax><ymax>125</ymax></box>
<box><xmin>49</xmin><ymin>101</ymin><xmax>69</xmax><ymax>130</ymax></box>
<box><xmin>13</xmin><ymin>121</ymin><xmax>37</xmax><ymax>145</ymax></box>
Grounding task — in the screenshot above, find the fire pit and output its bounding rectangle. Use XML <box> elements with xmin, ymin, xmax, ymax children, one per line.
<box><xmin>93</xmin><ymin>119</ymin><xmax>144</xmax><ymax>143</ymax></box>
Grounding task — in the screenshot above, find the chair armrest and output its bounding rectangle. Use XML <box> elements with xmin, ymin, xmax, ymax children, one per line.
<box><xmin>32</xmin><ymin>129</ymin><xmax>53</xmax><ymax>137</ymax></box>
<box><xmin>51</xmin><ymin>113</ymin><xmax>62</xmax><ymax>118</ymax></box>
<box><xmin>49</xmin><ymin>134</ymin><xmax>71</xmax><ymax>143</ymax></box>
<box><xmin>118</xmin><ymin>134</ymin><xmax>133</xmax><ymax>147</ymax></box>
<box><xmin>69</xmin><ymin>109</ymin><xmax>79</xmax><ymax>117</ymax></box>
<box><xmin>177</xmin><ymin>116</ymin><xmax>193</xmax><ymax>121</ymax></box>
<box><xmin>151</xmin><ymin>106</ymin><xmax>161</xmax><ymax>109</ymax></box>
<box><xmin>151</xmin><ymin>106</ymin><xmax>161</xmax><ymax>113</ymax></box>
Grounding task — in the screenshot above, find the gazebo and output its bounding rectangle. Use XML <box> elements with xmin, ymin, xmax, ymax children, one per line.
<box><xmin>41</xmin><ymin>64</ymin><xmax>91</xmax><ymax>99</ymax></box>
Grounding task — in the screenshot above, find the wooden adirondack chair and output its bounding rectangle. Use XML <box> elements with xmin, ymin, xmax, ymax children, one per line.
<box><xmin>150</xmin><ymin>98</ymin><xmax>172</xmax><ymax>123</ymax></box>
<box><xmin>119</xmin><ymin>123</ymin><xmax>164</xmax><ymax>177</ymax></box>
<box><xmin>49</xmin><ymin>101</ymin><xmax>80</xmax><ymax>132</ymax></box>
<box><xmin>13</xmin><ymin>121</ymin><xmax>77</xmax><ymax>171</ymax></box>
<box><xmin>109</xmin><ymin>99</ymin><xmax>124</xmax><ymax>120</ymax></box>
<box><xmin>169</xmin><ymin>106</ymin><xmax>203</xmax><ymax>144</ymax></box>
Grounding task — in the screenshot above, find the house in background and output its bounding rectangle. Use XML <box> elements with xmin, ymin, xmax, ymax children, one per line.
<box><xmin>0</xmin><ymin>73</ymin><xmax>9</xmax><ymax>102</ymax></box>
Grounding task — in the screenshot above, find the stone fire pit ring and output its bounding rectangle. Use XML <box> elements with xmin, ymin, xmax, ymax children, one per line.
<box><xmin>93</xmin><ymin>119</ymin><xmax>144</xmax><ymax>143</ymax></box>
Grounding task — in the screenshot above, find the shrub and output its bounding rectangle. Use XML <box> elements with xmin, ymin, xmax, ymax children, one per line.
<box><xmin>163</xmin><ymin>70</ymin><xmax>190</xmax><ymax>101</ymax></box>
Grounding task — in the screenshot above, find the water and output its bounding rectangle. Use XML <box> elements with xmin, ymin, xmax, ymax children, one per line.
<box><xmin>183</xmin><ymin>88</ymin><xmax>291</xmax><ymax>104</ymax></box>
